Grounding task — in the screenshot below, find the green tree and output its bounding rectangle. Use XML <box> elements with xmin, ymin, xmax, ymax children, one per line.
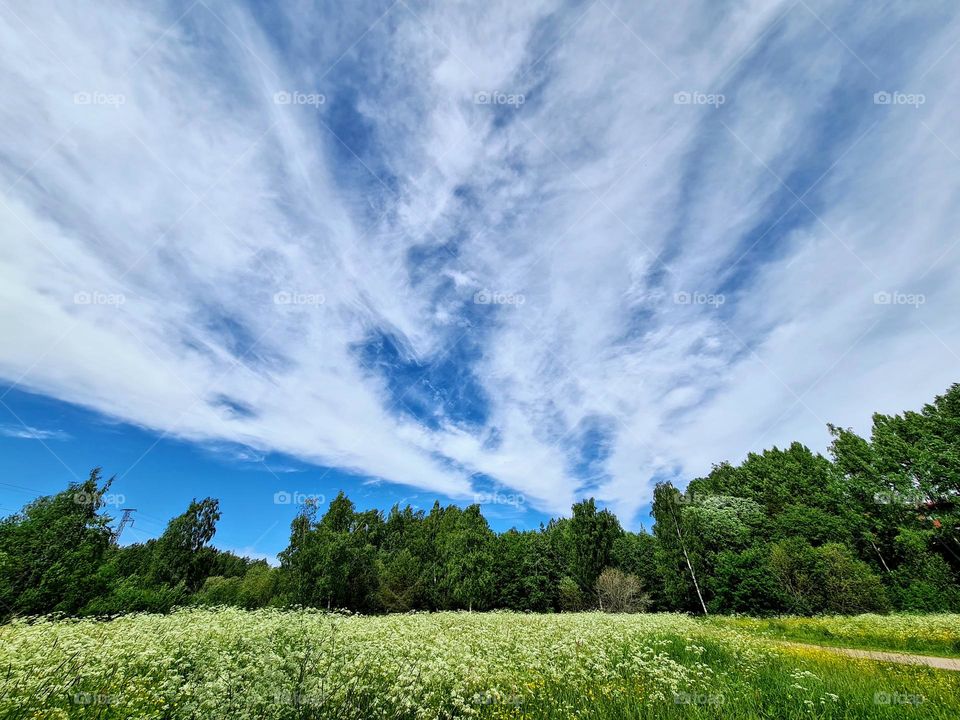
<box><xmin>568</xmin><ymin>498</ymin><xmax>622</xmax><ymax>594</ymax></box>
<box><xmin>437</xmin><ymin>505</ymin><xmax>494</xmax><ymax>611</ymax></box>
<box><xmin>651</xmin><ymin>483</ymin><xmax>708</xmax><ymax>614</ymax></box>
<box><xmin>611</xmin><ymin>531</ymin><xmax>665</xmax><ymax>609</ymax></box>
<box><xmin>0</xmin><ymin>468</ymin><xmax>114</xmax><ymax>617</ymax></box>
<box><xmin>377</xmin><ymin>548</ymin><xmax>424</xmax><ymax>611</ymax></box>
<box><xmin>149</xmin><ymin>497</ymin><xmax>221</xmax><ymax>592</ymax></box>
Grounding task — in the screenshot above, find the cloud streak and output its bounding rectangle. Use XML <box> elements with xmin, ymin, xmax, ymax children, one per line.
<box><xmin>1</xmin><ymin>0</ymin><xmax>959</xmax><ymax>523</ymax></box>
<box><xmin>0</xmin><ymin>424</ymin><xmax>71</xmax><ymax>441</ymax></box>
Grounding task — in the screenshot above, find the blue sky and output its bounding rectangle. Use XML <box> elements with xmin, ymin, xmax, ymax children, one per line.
<box><xmin>1</xmin><ymin>0</ymin><xmax>959</xmax><ymax>564</ymax></box>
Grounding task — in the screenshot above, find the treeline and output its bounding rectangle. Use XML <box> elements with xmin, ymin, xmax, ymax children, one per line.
<box><xmin>1</xmin><ymin>384</ymin><xmax>959</xmax><ymax>619</ymax></box>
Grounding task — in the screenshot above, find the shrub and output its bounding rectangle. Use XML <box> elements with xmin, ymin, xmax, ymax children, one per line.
<box><xmin>595</xmin><ymin>568</ymin><xmax>650</xmax><ymax>613</ymax></box>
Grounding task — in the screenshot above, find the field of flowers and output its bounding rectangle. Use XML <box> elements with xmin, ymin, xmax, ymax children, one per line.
<box><xmin>2</xmin><ymin>609</ymin><xmax>959</xmax><ymax>719</ymax></box>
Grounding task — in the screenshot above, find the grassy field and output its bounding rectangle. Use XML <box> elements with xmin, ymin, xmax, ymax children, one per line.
<box><xmin>709</xmin><ymin>614</ymin><xmax>960</xmax><ymax>658</ymax></box>
<box><xmin>2</xmin><ymin>609</ymin><xmax>959</xmax><ymax>719</ymax></box>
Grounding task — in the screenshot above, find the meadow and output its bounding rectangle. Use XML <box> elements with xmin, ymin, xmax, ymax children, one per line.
<box><xmin>2</xmin><ymin>609</ymin><xmax>959</xmax><ymax>719</ymax></box>
<box><xmin>709</xmin><ymin>614</ymin><xmax>960</xmax><ymax>658</ymax></box>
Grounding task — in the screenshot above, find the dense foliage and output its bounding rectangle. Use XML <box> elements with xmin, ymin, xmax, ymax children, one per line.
<box><xmin>1</xmin><ymin>384</ymin><xmax>959</xmax><ymax>619</ymax></box>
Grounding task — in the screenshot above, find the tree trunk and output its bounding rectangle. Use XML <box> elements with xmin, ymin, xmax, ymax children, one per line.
<box><xmin>870</xmin><ymin>539</ymin><xmax>891</xmax><ymax>573</ymax></box>
<box><xmin>671</xmin><ymin>505</ymin><xmax>708</xmax><ymax>615</ymax></box>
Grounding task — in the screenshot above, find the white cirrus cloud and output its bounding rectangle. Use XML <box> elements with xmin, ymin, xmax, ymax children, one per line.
<box><xmin>1</xmin><ymin>0</ymin><xmax>959</xmax><ymax>523</ymax></box>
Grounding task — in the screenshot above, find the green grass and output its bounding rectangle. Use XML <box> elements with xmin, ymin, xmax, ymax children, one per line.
<box><xmin>1</xmin><ymin>609</ymin><xmax>958</xmax><ymax>718</ymax></box>
<box><xmin>709</xmin><ymin>614</ymin><xmax>960</xmax><ymax>659</ymax></box>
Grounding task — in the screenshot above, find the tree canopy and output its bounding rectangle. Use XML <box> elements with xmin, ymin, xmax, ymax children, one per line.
<box><xmin>2</xmin><ymin>384</ymin><xmax>959</xmax><ymax>618</ymax></box>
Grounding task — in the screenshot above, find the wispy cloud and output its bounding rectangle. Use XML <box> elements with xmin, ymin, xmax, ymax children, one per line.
<box><xmin>0</xmin><ymin>424</ymin><xmax>71</xmax><ymax>441</ymax></box>
<box><xmin>1</xmin><ymin>0</ymin><xmax>958</xmax><ymax>524</ymax></box>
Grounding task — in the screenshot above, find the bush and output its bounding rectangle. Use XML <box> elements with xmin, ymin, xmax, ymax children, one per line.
<box><xmin>769</xmin><ymin>539</ymin><xmax>889</xmax><ymax>615</ymax></box>
<box><xmin>194</xmin><ymin>576</ymin><xmax>243</xmax><ymax>606</ymax></box>
<box><xmin>595</xmin><ymin>568</ymin><xmax>649</xmax><ymax>613</ymax></box>
<box><xmin>708</xmin><ymin>547</ymin><xmax>786</xmax><ymax>615</ymax></box>
<box><xmin>81</xmin><ymin>576</ymin><xmax>186</xmax><ymax>615</ymax></box>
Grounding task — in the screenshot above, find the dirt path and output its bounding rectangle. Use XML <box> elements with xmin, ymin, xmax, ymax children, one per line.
<box><xmin>777</xmin><ymin>641</ymin><xmax>960</xmax><ymax>670</ymax></box>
